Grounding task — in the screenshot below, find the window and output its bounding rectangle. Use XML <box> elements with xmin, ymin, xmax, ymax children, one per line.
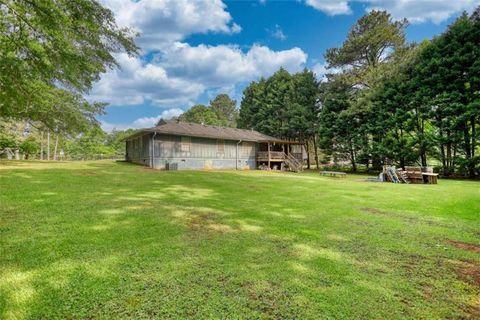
<box><xmin>217</xmin><ymin>139</ymin><xmax>225</xmax><ymax>153</ymax></box>
<box><xmin>242</xmin><ymin>142</ymin><xmax>253</xmax><ymax>157</ymax></box>
<box><xmin>180</xmin><ymin>136</ymin><xmax>191</xmax><ymax>152</ymax></box>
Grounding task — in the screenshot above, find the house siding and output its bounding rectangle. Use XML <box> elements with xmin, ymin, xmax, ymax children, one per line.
<box><xmin>125</xmin><ymin>134</ymin><xmax>151</xmax><ymax>166</ymax></box>
<box><xmin>126</xmin><ymin>133</ymin><xmax>258</xmax><ymax>170</ymax></box>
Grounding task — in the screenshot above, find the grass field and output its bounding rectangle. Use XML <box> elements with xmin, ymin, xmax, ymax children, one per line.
<box><xmin>0</xmin><ymin>160</ymin><xmax>479</xmax><ymax>319</ymax></box>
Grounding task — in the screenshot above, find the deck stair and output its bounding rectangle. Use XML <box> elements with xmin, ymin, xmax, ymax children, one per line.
<box><xmin>284</xmin><ymin>153</ymin><xmax>303</xmax><ymax>172</ymax></box>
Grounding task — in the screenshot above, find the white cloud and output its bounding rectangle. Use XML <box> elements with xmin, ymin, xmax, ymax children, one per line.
<box><xmin>101</xmin><ymin>0</ymin><xmax>241</xmax><ymax>52</ymax></box>
<box><xmin>305</xmin><ymin>0</ymin><xmax>352</xmax><ymax>15</ymax></box>
<box><xmin>267</xmin><ymin>24</ymin><xmax>287</xmax><ymax>41</ymax></box>
<box><xmin>364</xmin><ymin>0</ymin><xmax>480</xmax><ymax>24</ymax></box>
<box><xmin>90</xmin><ymin>53</ymin><xmax>205</xmax><ymax>106</ymax></box>
<box><xmin>312</xmin><ymin>62</ymin><xmax>343</xmax><ymax>82</ymax></box>
<box><xmin>161</xmin><ymin>43</ymin><xmax>307</xmax><ymax>87</ymax></box>
<box><xmin>304</xmin><ymin>0</ymin><xmax>480</xmax><ymax>23</ymax></box>
<box><xmin>91</xmin><ymin>44</ymin><xmax>307</xmax><ymax>108</ymax></box>
<box><xmin>100</xmin><ymin>120</ymin><xmax>130</xmax><ymax>132</ymax></box>
<box><xmin>132</xmin><ymin>108</ymin><xmax>184</xmax><ymax>127</ymax></box>
<box><xmin>92</xmin><ymin>0</ymin><xmax>307</xmax><ymax>113</ymax></box>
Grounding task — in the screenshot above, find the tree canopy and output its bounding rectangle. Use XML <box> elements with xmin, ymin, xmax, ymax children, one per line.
<box><xmin>317</xmin><ymin>8</ymin><xmax>480</xmax><ymax>177</ymax></box>
<box><xmin>179</xmin><ymin>94</ymin><xmax>239</xmax><ymax>127</ymax></box>
<box><xmin>0</xmin><ymin>0</ymin><xmax>138</xmax><ymax>132</ymax></box>
<box><xmin>179</xmin><ymin>104</ymin><xmax>221</xmax><ymax>126</ymax></box>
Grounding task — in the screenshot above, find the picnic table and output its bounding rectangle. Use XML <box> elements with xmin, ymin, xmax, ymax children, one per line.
<box><xmin>421</xmin><ymin>172</ymin><xmax>438</xmax><ymax>184</ymax></box>
<box><xmin>319</xmin><ymin>171</ymin><xmax>347</xmax><ymax>178</ymax></box>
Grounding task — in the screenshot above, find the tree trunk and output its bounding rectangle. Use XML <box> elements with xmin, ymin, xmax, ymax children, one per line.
<box><xmin>463</xmin><ymin>122</ymin><xmax>474</xmax><ymax>177</ymax></box>
<box><xmin>305</xmin><ymin>141</ymin><xmax>310</xmax><ymax>169</ymax></box>
<box><xmin>349</xmin><ymin>143</ymin><xmax>357</xmax><ymax>172</ymax></box>
<box><xmin>471</xmin><ymin>117</ymin><xmax>476</xmax><ymax>176</ymax></box>
<box><xmin>47</xmin><ymin>131</ymin><xmax>50</xmax><ymax>161</ymax></box>
<box><xmin>420</xmin><ymin>151</ymin><xmax>427</xmax><ymax>167</ymax></box>
<box><xmin>53</xmin><ymin>134</ymin><xmax>59</xmax><ymax>161</ymax></box>
<box><xmin>439</xmin><ymin>129</ymin><xmax>447</xmax><ymax>176</ymax></box>
<box><xmin>313</xmin><ymin>135</ymin><xmax>320</xmax><ymax>171</ymax></box>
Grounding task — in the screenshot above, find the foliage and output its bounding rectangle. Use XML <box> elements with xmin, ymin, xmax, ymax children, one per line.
<box><xmin>179</xmin><ymin>104</ymin><xmax>222</xmax><ymax>126</ymax></box>
<box><xmin>239</xmin><ymin>69</ymin><xmax>318</xmax><ymax>139</ymax></box>
<box><xmin>19</xmin><ymin>137</ymin><xmax>39</xmax><ymax>159</ymax></box>
<box><xmin>238</xmin><ymin>68</ymin><xmax>319</xmax><ymax>167</ymax></box>
<box><xmin>105</xmin><ymin>128</ymin><xmax>139</xmax><ymax>157</ymax></box>
<box><xmin>0</xmin><ymin>134</ymin><xmax>16</xmax><ymax>150</ymax></box>
<box><xmin>317</xmin><ymin>8</ymin><xmax>480</xmax><ymax>177</ymax></box>
<box><xmin>179</xmin><ymin>94</ymin><xmax>239</xmax><ymax>127</ymax></box>
<box><xmin>325</xmin><ymin>10</ymin><xmax>407</xmax><ymax>87</ymax></box>
<box><xmin>410</xmin><ymin>12</ymin><xmax>480</xmax><ymax>177</ymax></box>
<box><xmin>209</xmin><ymin>94</ymin><xmax>239</xmax><ymax>127</ymax></box>
<box><xmin>64</xmin><ymin>125</ymin><xmax>115</xmax><ymax>159</ymax></box>
<box><xmin>317</xmin><ymin>77</ymin><xmax>367</xmax><ymax>171</ymax></box>
<box><xmin>0</xmin><ymin>0</ymin><xmax>138</xmax><ymax>131</ymax></box>
<box><xmin>0</xmin><ymin>161</ymin><xmax>478</xmax><ymax>318</ymax></box>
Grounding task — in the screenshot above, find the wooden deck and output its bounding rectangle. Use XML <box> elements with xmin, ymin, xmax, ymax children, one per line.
<box><xmin>257</xmin><ymin>151</ymin><xmax>285</xmax><ymax>161</ymax></box>
<box><xmin>256</xmin><ymin>151</ymin><xmax>303</xmax><ymax>172</ymax></box>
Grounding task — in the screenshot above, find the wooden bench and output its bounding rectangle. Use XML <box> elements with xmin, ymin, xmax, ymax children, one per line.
<box><xmin>421</xmin><ymin>172</ymin><xmax>438</xmax><ymax>184</ymax></box>
<box><xmin>320</xmin><ymin>171</ymin><xmax>347</xmax><ymax>178</ymax></box>
<box><xmin>405</xmin><ymin>166</ymin><xmax>438</xmax><ymax>184</ymax></box>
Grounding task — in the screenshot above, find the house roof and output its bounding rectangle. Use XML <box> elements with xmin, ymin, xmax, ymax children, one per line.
<box><xmin>125</xmin><ymin>120</ymin><xmax>301</xmax><ymax>144</ymax></box>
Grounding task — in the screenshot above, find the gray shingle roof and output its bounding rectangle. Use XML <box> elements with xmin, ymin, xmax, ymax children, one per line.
<box><xmin>125</xmin><ymin>120</ymin><xmax>300</xmax><ymax>144</ymax></box>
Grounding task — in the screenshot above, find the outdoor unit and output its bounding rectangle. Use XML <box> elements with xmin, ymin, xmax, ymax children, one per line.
<box><xmin>165</xmin><ymin>162</ymin><xmax>178</xmax><ymax>171</ymax></box>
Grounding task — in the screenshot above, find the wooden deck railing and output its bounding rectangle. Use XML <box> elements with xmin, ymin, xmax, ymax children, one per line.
<box><xmin>256</xmin><ymin>151</ymin><xmax>285</xmax><ymax>160</ymax></box>
<box><xmin>256</xmin><ymin>151</ymin><xmax>304</xmax><ymax>172</ymax></box>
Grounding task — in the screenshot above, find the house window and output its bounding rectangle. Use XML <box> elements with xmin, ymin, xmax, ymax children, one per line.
<box><xmin>242</xmin><ymin>142</ymin><xmax>253</xmax><ymax>157</ymax></box>
<box><xmin>217</xmin><ymin>139</ymin><xmax>225</xmax><ymax>153</ymax></box>
<box><xmin>180</xmin><ymin>136</ymin><xmax>191</xmax><ymax>152</ymax></box>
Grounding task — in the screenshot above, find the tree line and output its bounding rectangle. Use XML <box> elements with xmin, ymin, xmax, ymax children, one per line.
<box><xmin>238</xmin><ymin>9</ymin><xmax>480</xmax><ymax>178</ymax></box>
<box><xmin>0</xmin><ymin>91</ymin><xmax>237</xmax><ymax>160</ymax></box>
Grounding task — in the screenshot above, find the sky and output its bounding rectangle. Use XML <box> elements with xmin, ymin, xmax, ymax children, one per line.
<box><xmin>93</xmin><ymin>0</ymin><xmax>480</xmax><ymax>131</ymax></box>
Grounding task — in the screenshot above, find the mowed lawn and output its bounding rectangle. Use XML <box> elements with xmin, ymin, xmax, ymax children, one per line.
<box><xmin>0</xmin><ymin>161</ymin><xmax>479</xmax><ymax>319</ymax></box>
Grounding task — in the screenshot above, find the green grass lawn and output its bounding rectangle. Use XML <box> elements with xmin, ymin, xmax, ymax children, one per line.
<box><xmin>0</xmin><ymin>161</ymin><xmax>479</xmax><ymax>319</ymax></box>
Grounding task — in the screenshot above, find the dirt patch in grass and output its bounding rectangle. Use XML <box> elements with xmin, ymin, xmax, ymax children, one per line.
<box><xmin>454</xmin><ymin>260</ymin><xmax>480</xmax><ymax>287</ymax></box>
<box><xmin>361</xmin><ymin>208</ymin><xmax>452</xmax><ymax>228</ymax></box>
<box><xmin>448</xmin><ymin>259</ymin><xmax>480</xmax><ymax>318</ymax></box>
<box><xmin>445</xmin><ymin>240</ymin><xmax>480</xmax><ymax>254</ymax></box>
<box><xmin>466</xmin><ymin>301</ymin><xmax>480</xmax><ymax>319</ymax></box>
<box><xmin>74</xmin><ymin>171</ymin><xmax>99</xmax><ymax>176</ymax></box>
<box><xmin>361</xmin><ymin>207</ymin><xmax>386</xmax><ymax>215</ymax></box>
<box><xmin>242</xmin><ymin>280</ymin><xmax>304</xmax><ymax>319</ymax></box>
<box><xmin>185</xmin><ymin>210</ymin><xmax>234</xmax><ymax>236</ymax></box>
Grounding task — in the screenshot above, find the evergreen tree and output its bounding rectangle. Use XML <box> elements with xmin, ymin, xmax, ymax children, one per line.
<box><xmin>412</xmin><ymin>12</ymin><xmax>480</xmax><ymax>177</ymax></box>
<box><xmin>209</xmin><ymin>94</ymin><xmax>238</xmax><ymax>127</ymax></box>
<box><xmin>178</xmin><ymin>104</ymin><xmax>222</xmax><ymax>126</ymax></box>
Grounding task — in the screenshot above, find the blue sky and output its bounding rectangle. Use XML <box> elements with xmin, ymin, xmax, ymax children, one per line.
<box><xmin>94</xmin><ymin>0</ymin><xmax>480</xmax><ymax>131</ymax></box>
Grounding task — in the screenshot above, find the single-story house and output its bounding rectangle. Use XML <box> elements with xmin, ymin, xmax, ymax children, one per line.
<box><xmin>124</xmin><ymin>119</ymin><xmax>304</xmax><ymax>171</ymax></box>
